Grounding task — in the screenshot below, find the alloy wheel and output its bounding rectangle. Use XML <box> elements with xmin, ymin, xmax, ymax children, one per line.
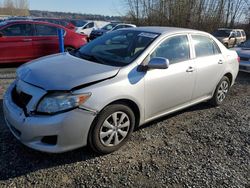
<box><xmin>217</xmin><ymin>80</ymin><xmax>229</xmax><ymax>103</ymax></box>
<box><xmin>99</xmin><ymin>111</ymin><xmax>130</xmax><ymax>147</ymax></box>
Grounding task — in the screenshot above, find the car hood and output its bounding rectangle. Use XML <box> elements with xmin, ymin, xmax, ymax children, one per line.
<box><xmin>17</xmin><ymin>53</ymin><xmax>120</xmax><ymax>91</ymax></box>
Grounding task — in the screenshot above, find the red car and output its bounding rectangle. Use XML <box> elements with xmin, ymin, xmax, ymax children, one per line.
<box><xmin>32</xmin><ymin>18</ymin><xmax>76</xmax><ymax>31</ymax></box>
<box><xmin>0</xmin><ymin>20</ymin><xmax>88</xmax><ymax>64</ymax></box>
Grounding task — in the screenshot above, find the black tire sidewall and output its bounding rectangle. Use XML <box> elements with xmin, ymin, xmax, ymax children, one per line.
<box><xmin>211</xmin><ymin>76</ymin><xmax>230</xmax><ymax>106</ymax></box>
<box><xmin>89</xmin><ymin>104</ymin><xmax>135</xmax><ymax>154</ymax></box>
<box><xmin>65</xmin><ymin>46</ymin><xmax>75</xmax><ymax>52</ymax></box>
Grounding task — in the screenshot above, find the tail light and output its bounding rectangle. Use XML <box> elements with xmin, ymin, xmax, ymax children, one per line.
<box><xmin>237</xmin><ymin>56</ymin><xmax>240</xmax><ymax>63</ymax></box>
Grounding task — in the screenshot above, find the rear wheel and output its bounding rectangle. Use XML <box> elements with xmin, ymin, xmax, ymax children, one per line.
<box><xmin>88</xmin><ymin>104</ymin><xmax>135</xmax><ymax>154</ymax></box>
<box><xmin>210</xmin><ymin>76</ymin><xmax>230</xmax><ymax>106</ymax></box>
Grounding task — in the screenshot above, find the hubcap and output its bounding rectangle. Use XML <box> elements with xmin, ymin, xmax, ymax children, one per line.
<box><xmin>100</xmin><ymin>111</ymin><xmax>130</xmax><ymax>147</ymax></box>
<box><xmin>217</xmin><ymin>81</ymin><xmax>229</xmax><ymax>103</ymax></box>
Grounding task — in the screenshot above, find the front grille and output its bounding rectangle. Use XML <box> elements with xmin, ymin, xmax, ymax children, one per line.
<box><xmin>240</xmin><ymin>57</ymin><xmax>249</xmax><ymax>62</ymax></box>
<box><xmin>11</xmin><ymin>86</ymin><xmax>32</xmax><ymax>109</ymax></box>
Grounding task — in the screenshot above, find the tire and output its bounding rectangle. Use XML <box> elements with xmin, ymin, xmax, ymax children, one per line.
<box><xmin>210</xmin><ymin>76</ymin><xmax>230</xmax><ymax>106</ymax></box>
<box><xmin>224</xmin><ymin>43</ymin><xmax>229</xmax><ymax>48</ymax></box>
<box><xmin>64</xmin><ymin>46</ymin><xmax>75</xmax><ymax>52</ymax></box>
<box><xmin>88</xmin><ymin>104</ymin><xmax>135</xmax><ymax>154</ymax></box>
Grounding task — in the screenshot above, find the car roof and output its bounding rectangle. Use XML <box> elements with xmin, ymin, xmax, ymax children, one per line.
<box><xmin>123</xmin><ymin>26</ymin><xmax>205</xmax><ymax>35</ymax></box>
<box><xmin>0</xmin><ymin>20</ymin><xmax>68</xmax><ymax>29</ymax></box>
<box><xmin>218</xmin><ymin>28</ymin><xmax>245</xmax><ymax>32</ymax></box>
<box><xmin>116</xmin><ymin>23</ymin><xmax>136</xmax><ymax>27</ymax></box>
<box><xmin>33</xmin><ymin>17</ymin><xmax>66</xmax><ymax>21</ymax></box>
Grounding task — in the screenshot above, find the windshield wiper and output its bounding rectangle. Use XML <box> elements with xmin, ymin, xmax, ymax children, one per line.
<box><xmin>79</xmin><ymin>53</ymin><xmax>107</xmax><ymax>64</ymax></box>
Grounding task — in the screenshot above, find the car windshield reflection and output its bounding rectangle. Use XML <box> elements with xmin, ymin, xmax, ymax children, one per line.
<box><xmin>76</xmin><ymin>30</ymin><xmax>159</xmax><ymax>67</ymax></box>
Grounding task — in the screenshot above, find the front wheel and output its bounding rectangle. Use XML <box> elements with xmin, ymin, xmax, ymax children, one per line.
<box><xmin>210</xmin><ymin>76</ymin><xmax>230</xmax><ymax>106</ymax></box>
<box><xmin>88</xmin><ymin>104</ymin><xmax>135</xmax><ymax>154</ymax></box>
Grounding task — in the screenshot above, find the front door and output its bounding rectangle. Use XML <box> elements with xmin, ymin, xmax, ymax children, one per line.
<box><xmin>0</xmin><ymin>23</ymin><xmax>34</xmax><ymax>63</ymax></box>
<box><xmin>144</xmin><ymin>35</ymin><xmax>196</xmax><ymax>120</ymax></box>
<box><xmin>32</xmin><ymin>24</ymin><xmax>60</xmax><ymax>58</ymax></box>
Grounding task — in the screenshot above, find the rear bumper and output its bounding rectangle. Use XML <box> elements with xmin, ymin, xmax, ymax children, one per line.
<box><xmin>3</xmin><ymin>83</ymin><xmax>96</xmax><ymax>153</ymax></box>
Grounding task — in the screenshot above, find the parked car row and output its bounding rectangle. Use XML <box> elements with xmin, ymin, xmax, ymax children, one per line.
<box><xmin>3</xmin><ymin>16</ymin><xmax>133</xmax><ymax>38</ymax></box>
<box><xmin>0</xmin><ymin>18</ymin><xmax>137</xmax><ymax>64</ymax></box>
<box><xmin>212</xmin><ymin>28</ymin><xmax>246</xmax><ymax>48</ymax></box>
<box><xmin>0</xmin><ymin>20</ymin><xmax>88</xmax><ymax>64</ymax></box>
<box><xmin>212</xmin><ymin>28</ymin><xmax>249</xmax><ymax>73</ymax></box>
<box><xmin>89</xmin><ymin>22</ymin><xmax>136</xmax><ymax>40</ymax></box>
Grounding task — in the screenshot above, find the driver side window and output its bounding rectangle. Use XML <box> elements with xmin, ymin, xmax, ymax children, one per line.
<box><xmin>150</xmin><ymin>35</ymin><xmax>190</xmax><ymax>64</ymax></box>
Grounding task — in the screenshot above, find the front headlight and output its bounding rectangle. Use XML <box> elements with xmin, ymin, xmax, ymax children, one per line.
<box><xmin>37</xmin><ymin>93</ymin><xmax>91</xmax><ymax>114</ymax></box>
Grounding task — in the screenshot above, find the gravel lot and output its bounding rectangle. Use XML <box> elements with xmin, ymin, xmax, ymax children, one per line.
<box><xmin>0</xmin><ymin>67</ymin><xmax>249</xmax><ymax>187</ymax></box>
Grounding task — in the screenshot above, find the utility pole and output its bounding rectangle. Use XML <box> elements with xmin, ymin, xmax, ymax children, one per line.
<box><xmin>136</xmin><ymin>0</ymin><xmax>139</xmax><ymax>25</ymax></box>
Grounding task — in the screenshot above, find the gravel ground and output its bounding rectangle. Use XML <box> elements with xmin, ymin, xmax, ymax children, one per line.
<box><xmin>0</xmin><ymin>67</ymin><xmax>249</xmax><ymax>188</ymax></box>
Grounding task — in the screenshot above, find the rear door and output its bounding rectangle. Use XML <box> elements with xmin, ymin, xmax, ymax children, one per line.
<box><xmin>191</xmin><ymin>35</ymin><xmax>225</xmax><ymax>100</ymax></box>
<box><xmin>32</xmin><ymin>23</ymin><xmax>60</xmax><ymax>57</ymax></box>
<box><xmin>0</xmin><ymin>23</ymin><xmax>34</xmax><ymax>63</ymax></box>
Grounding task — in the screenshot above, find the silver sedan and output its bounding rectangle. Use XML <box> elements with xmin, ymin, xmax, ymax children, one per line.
<box><xmin>3</xmin><ymin>27</ymin><xmax>239</xmax><ymax>154</ymax></box>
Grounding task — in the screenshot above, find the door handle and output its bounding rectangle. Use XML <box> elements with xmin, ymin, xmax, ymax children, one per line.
<box><xmin>23</xmin><ymin>39</ymin><xmax>32</xmax><ymax>42</ymax></box>
<box><xmin>186</xmin><ymin>67</ymin><xmax>195</xmax><ymax>72</ymax></box>
<box><xmin>218</xmin><ymin>60</ymin><xmax>223</xmax><ymax>64</ymax></box>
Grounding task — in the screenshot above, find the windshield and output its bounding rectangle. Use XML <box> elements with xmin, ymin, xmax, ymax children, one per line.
<box><xmin>212</xmin><ymin>30</ymin><xmax>232</xmax><ymax>37</ymax></box>
<box><xmin>73</xmin><ymin>30</ymin><xmax>159</xmax><ymax>67</ymax></box>
<box><xmin>102</xmin><ymin>23</ymin><xmax>117</xmax><ymax>31</ymax></box>
<box><xmin>238</xmin><ymin>40</ymin><xmax>250</xmax><ymax>48</ymax></box>
<box><xmin>70</xmin><ymin>20</ymin><xmax>87</xmax><ymax>27</ymax></box>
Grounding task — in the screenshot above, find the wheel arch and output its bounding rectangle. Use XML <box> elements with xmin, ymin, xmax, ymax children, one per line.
<box><xmin>105</xmin><ymin>99</ymin><xmax>141</xmax><ymax>130</ymax></box>
<box><xmin>224</xmin><ymin>72</ymin><xmax>233</xmax><ymax>86</ymax></box>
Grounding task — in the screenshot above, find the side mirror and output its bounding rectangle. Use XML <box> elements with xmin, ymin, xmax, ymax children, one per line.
<box><xmin>0</xmin><ymin>32</ymin><xmax>3</xmax><ymax>37</ymax></box>
<box><xmin>147</xmin><ymin>57</ymin><xmax>170</xmax><ymax>69</ymax></box>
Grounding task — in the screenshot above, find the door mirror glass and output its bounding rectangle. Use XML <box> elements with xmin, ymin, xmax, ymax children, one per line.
<box><xmin>147</xmin><ymin>57</ymin><xmax>169</xmax><ymax>69</ymax></box>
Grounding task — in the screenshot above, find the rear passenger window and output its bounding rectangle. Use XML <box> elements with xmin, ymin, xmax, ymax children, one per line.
<box><xmin>192</xmin><ymin>35</ymin><xmax>221</xmax><ymax>58</ymax></box>
<box><xmin>241</xmin><ymin>31</ymin><xmax>246</xmax><ymax>37</ymax></box>
<box><xmin>151</xmin><ymin>35</ymin><xmax>190</xmax><ymax>64</ymax></box>
<box><xmin>35</xmin><ymin>24</ymin><xmax>59</xmax><ymax>36</ymax></box>
<box><xmin>1</xmin><ymin>24</ymin><xmax>33</xmax><ymax>36</ymax></box>
<box><xmin>236</xmin><ymin>31</ymin><xmax>241</xmax><ymax>37</ymax></box>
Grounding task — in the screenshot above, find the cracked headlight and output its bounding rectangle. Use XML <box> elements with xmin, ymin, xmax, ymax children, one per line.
<box><xmin>37</xmin><ymin>93</ymin><xmax>91</xmax><ymax>114</ymax></box>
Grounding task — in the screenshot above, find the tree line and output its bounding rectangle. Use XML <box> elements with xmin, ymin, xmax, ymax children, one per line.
<box><xmin>0</xmin><ymin>0</ymin><xmax>29</xmax><ymax>16</ymax></box>
<box><xmin>125</xmin><ymin>0</ymin><xmax>250</xmax><ymax>32</ymax></box>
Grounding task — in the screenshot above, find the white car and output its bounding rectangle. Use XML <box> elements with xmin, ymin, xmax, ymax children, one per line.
<box><xmin>69</xmin><ymin>20</ymin><xmax>97</xmax><ymax>37</ymax></box>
